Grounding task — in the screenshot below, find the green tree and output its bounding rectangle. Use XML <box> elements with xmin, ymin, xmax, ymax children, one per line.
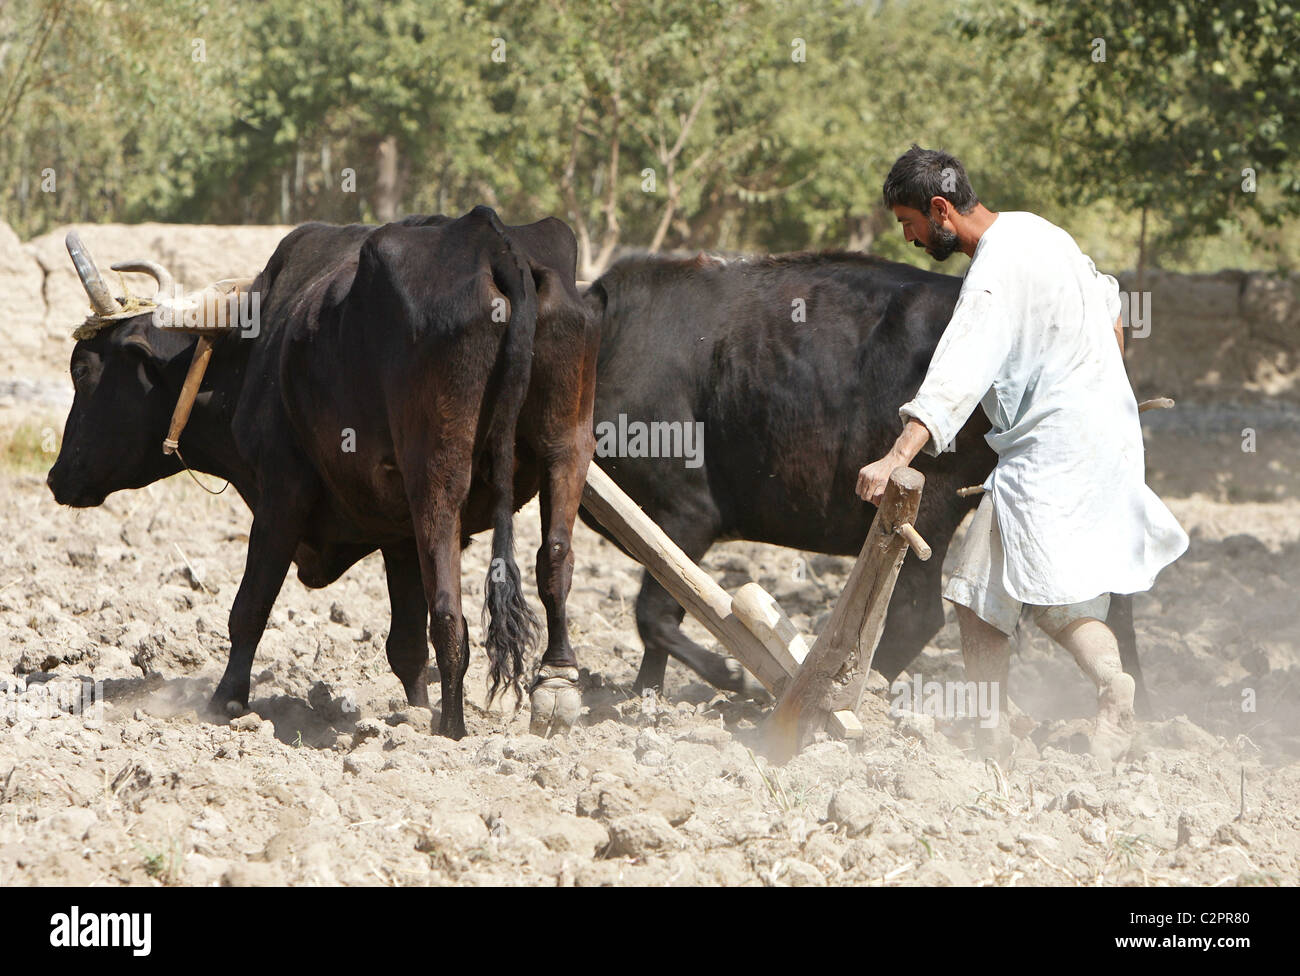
<box><xmin>1</xmin><ymin>0</ymin><xmax>234</xmax><ymax>235</ymax></box>
<box><xmin>490</xmin><ymin>0</ymin><xmax>798</xmax><ymax>276</ymax></box>
<box><xmin>960</xmin><ymin>0</ymin><xmax>1300</xmax><ymax>274</ymax></box>
<box><xmin>186</xmin><ymin>0</ymin><xmax>493</xmax><ymax>224</ymax></box>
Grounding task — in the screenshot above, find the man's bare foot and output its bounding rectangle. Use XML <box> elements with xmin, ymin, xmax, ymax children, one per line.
<box><xmin>1089</xmin><ymin>672</ymin><xmax>1136</xmax><ymax>760</ymax></box>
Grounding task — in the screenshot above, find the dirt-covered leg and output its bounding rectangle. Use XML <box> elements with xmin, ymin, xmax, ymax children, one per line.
<box><xmin>1044</xmin><ymin>616</ymin><xmax>1134</xmax><ymax>761</ymax></box>
<box><xmin>1106</xmin><ymin>594</ymin><xmax>1151</xmax><ymax>718</ymax></box>
<box><xmin>954</xmin><ymin>603</ymin><xmax>1014</xmax><ymax>760</ymax></box>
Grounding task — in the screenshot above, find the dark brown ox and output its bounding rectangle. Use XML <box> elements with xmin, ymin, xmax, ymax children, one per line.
<box><xmin>48</xmin><ymin>207</ymin><xmax>598</xmax><ymax>738</ymax></box>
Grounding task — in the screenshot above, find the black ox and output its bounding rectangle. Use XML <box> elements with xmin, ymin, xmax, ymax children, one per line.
<box><xmin>579</xmin><ymin>251</ymin><xmax>1147</xmax><ymax>712</ymax></box>
<box><xmin>48</xmin><ymin>207</ymin><xmax>599</xmax><ymax>738</ymax></box>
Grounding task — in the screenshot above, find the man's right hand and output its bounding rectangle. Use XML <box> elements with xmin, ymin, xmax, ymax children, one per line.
<box><xmin>856</xmin><ymin>418</ymin><xmax>931</xmax><ymax>503</ymax></box>
<box><xmin>856</xmin><ymin>451</ymin><xmax>905</xmax><ymax>503</ymax></box>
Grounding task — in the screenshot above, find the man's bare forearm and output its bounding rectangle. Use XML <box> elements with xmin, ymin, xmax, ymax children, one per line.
<box><xmin>889</xmin><ymin>418</ymin><xmax>932</xmax><ymax>464</ymax></box>
<box><xmin>1114</xmin><ymin>312</ymin><xmax>1124</xmax><ymax>355</ymax></box>
<box><xmin>857</xmin><ymin>418</ymin><xmax>934</xmax><ymax>501</ymax></box>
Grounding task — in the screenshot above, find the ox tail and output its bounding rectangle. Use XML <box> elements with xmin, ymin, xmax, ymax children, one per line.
<box><xmin>480</xmin><ymin>209</ymin><xmax>541</xmax><ymax>706</ymax></box>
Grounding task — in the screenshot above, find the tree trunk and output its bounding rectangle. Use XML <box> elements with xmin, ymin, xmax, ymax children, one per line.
<box><xmin>1131</xmin><ymin>204</ymin><xmax>1148</xmax><ymax>360</ymax></box>
<box><xmin>374</xmin><ymin>135</ymin><xmax>401</xmax><ymax>222</ymax></box>
<box><xmin>1136</xmin><ymin>204</ymin><xmax>1147</xmax><ymax>299</ymax></box>
<box><xmin>587</xmin><ymin>98</ymin><xmax>623</xmax><ymax>280</ymax></box>
<box><xmin>847</xmin><ymin>205</ymin><xmax>893</xmax><ymax>252</ymax></box>
<box><xmin>647</xmin><ymin>178</ymin><xmax>678</xmax><ymax>254</ymax></box>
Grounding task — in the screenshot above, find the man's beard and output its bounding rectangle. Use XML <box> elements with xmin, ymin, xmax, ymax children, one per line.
<box><xmin>918</xmin><ymin>215</ymin><xmax>960</xmax><ymax>261</ymax></box>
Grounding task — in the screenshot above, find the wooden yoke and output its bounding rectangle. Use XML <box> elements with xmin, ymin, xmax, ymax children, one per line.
<box><xmin>763</xmin><ymin>466</ymin><xmax>926</xmax><ymax>761</ymax></box>
<box><xmin>163</xmin><ymin>336</ymin><xmax>215</xmax><ymax>455</ymax></box>
<box><xmin>157</xmin><ymin>280</ymin><xmax>255</xmax><ymax>455</ymax></box>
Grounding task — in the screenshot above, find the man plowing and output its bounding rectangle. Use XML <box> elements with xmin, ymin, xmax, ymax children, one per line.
<box><xmin>858</xmin><ymin>146</ymin><xmax>1188</xmax><ymax>760</ymax></box>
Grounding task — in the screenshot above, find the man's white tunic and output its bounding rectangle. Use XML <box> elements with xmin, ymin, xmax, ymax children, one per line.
<box><xmin>899</xmin><ymin>211</ymin><xmax>1188</xmax><ymax>605</ymax></box>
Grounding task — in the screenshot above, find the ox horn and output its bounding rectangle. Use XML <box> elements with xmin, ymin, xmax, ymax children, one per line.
<box><xmin>110</xmin><ymin>260</ymin><xmax>176</xmax><ymax>300</ymax></box>
<box><xmin>65</xmin><ymin>230</ymin><xmax>122</xmax><ymax>317</ymax></box>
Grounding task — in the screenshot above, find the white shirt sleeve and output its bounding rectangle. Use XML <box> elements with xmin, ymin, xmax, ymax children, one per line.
<box><xmin>898</xmin><ymin>285</ymin><xmax>1015</xmax><ymax>457</ymax></box>
<box><xmin>1083</xmin><ymin>254</ymin><xmax>1122</xmax><ymax>322</ymax></box>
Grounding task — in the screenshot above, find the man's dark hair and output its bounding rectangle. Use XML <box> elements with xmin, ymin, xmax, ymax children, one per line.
<box><xmin>882</xmin><ymin>145</ymin><xmax>979</xmax><ymax>215</ymax></box>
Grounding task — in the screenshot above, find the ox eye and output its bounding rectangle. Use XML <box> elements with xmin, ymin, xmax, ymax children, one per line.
<box><xmin>71</xmin><ymin>363</ymin><xmax>88</xmax><ymax>384</ymax></box>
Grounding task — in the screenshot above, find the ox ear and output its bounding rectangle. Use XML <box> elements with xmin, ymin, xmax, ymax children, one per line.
<box><xmin>121</xmin><ymin>333</ymin><xmax>156</xmax><ymax>358</ymax></box>
<box><xmin>119</xmin><ymin>333</ymin><xmax>167</xmax><ymax>392</ymax></box>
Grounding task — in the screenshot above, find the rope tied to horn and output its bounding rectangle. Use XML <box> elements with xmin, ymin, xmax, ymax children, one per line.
<box><xmin>63</xmin><ymin>231</ymin><xmax>257</xmax><ymax>460</ymax></box>
<box><xmin>71</xmin><ymin>291</ymin><xmax>160</xmax><ymax>340</ymax></box>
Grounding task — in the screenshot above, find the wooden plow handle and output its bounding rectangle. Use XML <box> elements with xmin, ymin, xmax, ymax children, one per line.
<box><xmin>763</xmin><ymin>466</ymin><xmax>926</xmax><ymax>761</ymax></box>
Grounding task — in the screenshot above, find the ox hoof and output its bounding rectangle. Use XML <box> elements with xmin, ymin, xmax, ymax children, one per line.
<box><xmin>206</xmin><ymin>687</ymin><xmax>248</xmax><ymax>721</ymax></box>
<box><xmin>724</xmin><ymin>658</ymin><xmax>769</xmax><ymax>703</ymax></box>
<box><xmin>529</xmin><ymin>666</ymin><xmax>581</xmax><ymax>737</ymax></box>
<box><xmin>207</xmin><ymin>697</ymin><xmax>245</xmax><ymax>720</ymax></box>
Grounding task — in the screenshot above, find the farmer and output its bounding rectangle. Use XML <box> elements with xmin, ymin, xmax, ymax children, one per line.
<box><xmin>856</xmin><ymin>145</ymin><xmax>1188</xmax><ymax>760</ymax></box>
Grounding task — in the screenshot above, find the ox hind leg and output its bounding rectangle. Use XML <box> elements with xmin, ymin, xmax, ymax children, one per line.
<box><xmin>382</xmin><ymin>541</ymin><xmax>430</xmax><ymax>708</ymax></box>
<box><xmin>527</xmin><ymin>438</ymin><xmax>593</xmax><ymax>736</ymax></box>
<box><xmin>631</xmin><ymin>514</ymin><xmax>757</xmax><ymax>696</ymax></box>
<box><xmin>634</xmin><ymin>571</ymin><xmax>753</xmax><ymax>695</ymax></box>
<box><xmin>404</xmin><ymin>453</ymin><xmax>474</xmax><ymax>739</ymax></box>
<box><xmin>867</xmin><ymin>483</ymin><xmax>969</xmax><ymax>682</ymax></box>
<box><xmin>520</xmin><ymin>277</ymin><xmax>599</xmax><ymax>734</ymax></box>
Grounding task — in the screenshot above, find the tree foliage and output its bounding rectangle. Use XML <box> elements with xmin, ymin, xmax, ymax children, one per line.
<box><xmin>2</xmin><ymin>0</ymin><xmax>1295</xmax><ymax>273</ymax></box>
<box><xmin>959</xmin><ymin>0</ymin><xmax>1300</xmax><ymax>260</ymax></box>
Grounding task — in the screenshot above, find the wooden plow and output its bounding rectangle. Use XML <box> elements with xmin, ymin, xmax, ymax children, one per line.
<box><xmin>581</xmin><ymin>463</ymin><xmax>931</xmax><ymax>762</ymax></box>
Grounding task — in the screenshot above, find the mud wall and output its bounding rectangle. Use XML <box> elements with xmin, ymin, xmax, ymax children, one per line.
<box><xmin>3</xmin><ymin>221</ymin><xmax>1297</xmax><ymax>405</ymax></box>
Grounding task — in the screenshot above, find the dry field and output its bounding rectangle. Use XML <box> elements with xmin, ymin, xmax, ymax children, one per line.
<box><xmin>1</xmin><ymin>378</ymin><xmax>1297</xmax><ymax>886</ymax></box>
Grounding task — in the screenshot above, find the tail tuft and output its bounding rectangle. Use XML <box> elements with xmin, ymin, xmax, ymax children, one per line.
<box><xmin>483</xmin><ymin>534</ymin><xmax>541</xmax><ymax>705</ymax></box>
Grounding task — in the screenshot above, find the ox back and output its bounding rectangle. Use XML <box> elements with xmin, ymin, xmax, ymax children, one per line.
<box><xmin>578</xmin><ymin>251</ymin><xmax>1146</xmax><ymax>712</ymax></box>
